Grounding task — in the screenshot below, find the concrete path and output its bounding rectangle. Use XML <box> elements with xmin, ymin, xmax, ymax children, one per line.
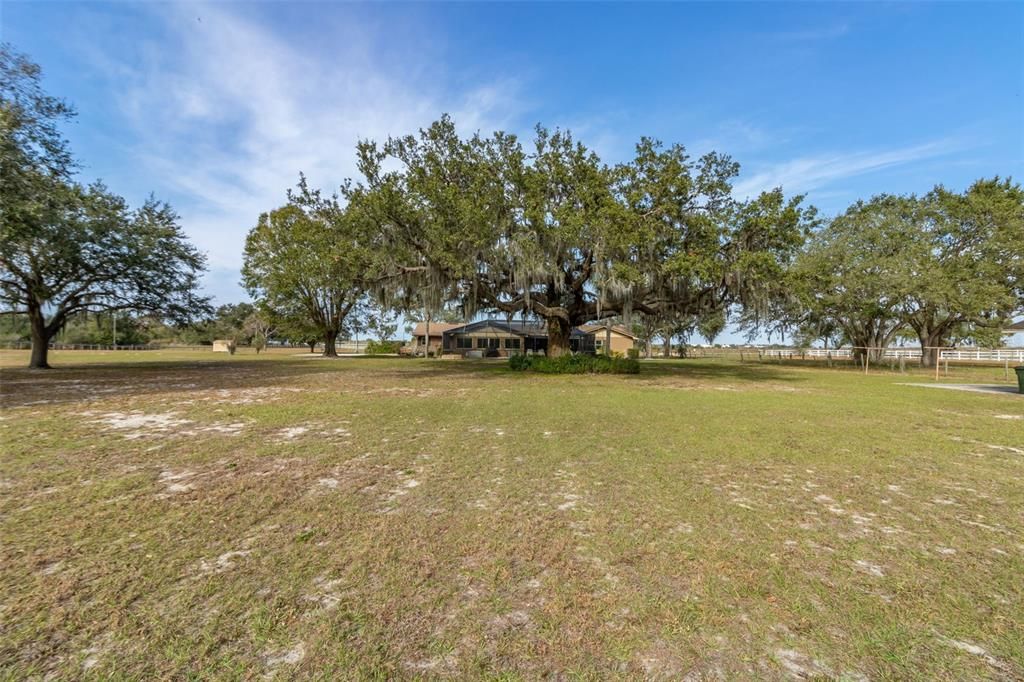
<box><xmin>898</xmin><ymin>383</ymin><xmax>1023</xmax><ymax>397</ymax></box>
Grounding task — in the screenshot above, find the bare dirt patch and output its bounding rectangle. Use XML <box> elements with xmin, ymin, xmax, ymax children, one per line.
<box><xmin>195</xmin><ymin>550</ymin><xmax>252</xmax><ymax>575</ymax></box>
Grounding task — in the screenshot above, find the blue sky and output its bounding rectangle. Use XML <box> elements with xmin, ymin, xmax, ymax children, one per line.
<box><xmin>5</xmin><ymin>1</ymin><xmax>1023</xmax><ymax>341</ymax></box>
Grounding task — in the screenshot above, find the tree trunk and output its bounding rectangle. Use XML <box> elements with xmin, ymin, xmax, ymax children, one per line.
<box><xmin>425</xmin><ymin>312</ymin><xmax>431</xmax><ymax>358</ymax></box>
<box><xmin>645</xmin><ymin>340</ymin><xmax>653</xmax><ymax>359</ymax></box>
<box><xmin>308</xmin><ymin>341</ymin><xmax>316</xmax><ymax>354</ymax></box>
<box><xmin>28</xmin><ymin>306</ymin><xmax>51</xmax><ymax>369</ymax></box>
<box><xmin>547</xmin><ymin>317</ymin><xmax>572</xmax><ymax>357</ymax></box>
<box><xmin>323</xmin><ymin>330</ymin><xmax>338</xmax><ymax>357</ymax></box>
<box><xmin>663</xmin><ymin>336</ymin><xmax>671</xmax><ymax>358</ymax></box>
<box><xmin>918</xmin><ymin>332</ymin><xmax>944</xmax><ymax>368</ymax></box>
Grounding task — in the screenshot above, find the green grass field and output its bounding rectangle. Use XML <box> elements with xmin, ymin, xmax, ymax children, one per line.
<box><xmin>2</xmin><ymin>349</ymin><xmax>1021</xmax><ymax>680</ymax></box>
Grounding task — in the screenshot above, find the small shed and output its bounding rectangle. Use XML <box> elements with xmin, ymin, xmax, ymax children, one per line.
<box><xmin>212</xmin><ymin>339</ymin><xmax>236</xmax><ymax>353</ymax></box>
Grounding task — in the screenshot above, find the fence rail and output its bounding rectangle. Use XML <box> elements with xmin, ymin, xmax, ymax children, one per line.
<box><xmin>684</xmin><ymin>346</ymin><xmax>1024</xmax><ymax>363</ymax></box>
<box><xmin>798</xmin><ymin>348</ymin><xmax>1024</xmax><ymax>362</ymax></box>
<box><xmin>3</xmin><ymin>341</ymin><xmax>1023</xmax><ymax>362</ymax></box>
<box><xmin>0</xmin><ymin>342</ymin><xmax>210</xmax><ymax>351</ymax></box>
<box><xmin>0</xmin><ymin>341</ymin><xmax>372</xmax><ymax>353</ymax></box>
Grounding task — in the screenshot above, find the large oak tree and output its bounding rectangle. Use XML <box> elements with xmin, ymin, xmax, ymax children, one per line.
<box><xmin>899</xmin><ymin>178</ymin><xmax>1023</xmax><ymax>366</ymax></box>
<box><xmin>791</xmin><ymin>196</ymin><xmax>912</xmax><ymax>363</ymax></box>
<box><xmin>346</xmin><ymin>116</ymin><xmax>815</xmax><ymax>355</ymax></box>
<box><xmin>1</xmin><ymin>46</ymin><xmax>208</xmax><ymax>368</ymax></box>
<box><xmin>792</xmin><ymin>181</ymin><xmax>1023</xmax><ymax>366</ymax></box>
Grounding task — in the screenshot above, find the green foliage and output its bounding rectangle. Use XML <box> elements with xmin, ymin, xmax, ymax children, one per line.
<box><xmin>0</xmin><ymin>313</ymin><xmax>29</xmax><ymax>342</ymax></box>
<box><xmin>345</xmin><ymin>116</ymin><xmax>816</xmax><ymax>356</ymax></box>
<box><xmin>173</xmin><ymin>303</ymin><xmax>255</xmax><ymax>345</ymax></box>
<box><xmin>242</xmin><ymin>179</ymin><xmax>372</xmax><ymax>356</ymax></box>
<box><xmin>63</xmin><ymin>312</ymin><xmax>151</xmax><ymax>345</ymax></box>
<box><xmin>791</xmin><ymin>196</ymin><xmax>916</xmax><ymax>361</ymax></box>
<box><xmin>361</xmin><ymin>300</ymin><xmax>399</xmax><ymax>345</ymax></box>
<box><xmin>0</xmin><ymin>47</ymin><xmax>208</xmax><ymax>367</ymax></box>
<box><xmin>791</xmin><ymin>179</ymin><xmax>1024</xmax><ymax>365</ymax></box>
<box><xmin>509</xmin><ymin>353</ymin><xmax>640</xmax><ymax>374</ymax></box>
<box><xmin>898</xmin><ymin>178</ymin><xmax>1023</xmax><ymax>364</ymax></box>
<box><xmin>365</xmin><ymin>339</ymin><xmax>402</xmax><ymax>354</ymax></box>
<box><xmin>508</xmin><ymin>353</ymin><xmax>532</xmax><ymax>371</ymax></box>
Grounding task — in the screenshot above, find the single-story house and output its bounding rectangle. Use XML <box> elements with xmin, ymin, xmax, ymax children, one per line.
<box><xmin>404</xmin><ymin>319</ymin><xmax>637</xmax><ymax>358</ymax></box>
<box><xmin>409</xmin><ymin>322</ymin><xmax>464</xmax><ymax>356</ymax></box>
<box><xmin>1003</xmin><ymin>319</ymin><xmax>1024</xmax><ymax>345</ymax></box>
<box><xmin>578</xmin><ymin>323</ymin><xmax>640</xmax><ymax>356</ymax></box>
<box><xmin>440</xmin><ymin>320</ymin><xmax>596</xmax><ymax>357</ymax></box>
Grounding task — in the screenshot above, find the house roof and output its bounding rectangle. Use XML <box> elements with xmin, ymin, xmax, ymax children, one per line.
<box><xmin>1003</xmin><ymin>319</ymin><xmax>1024</xmax><ymax>333</ymax></box>
<box><xmin>436</xmin><ymin>319</ymin><xmax>592</xmax><ymax>338</ymax></box>
<box><xmin>416</xmin><ymin>318</ymin><xmax>644</xmax><ymax>339</ymax></box>
<box><xmin>411</xmin><ymin>322</ymin><xmax>463</xmax><ymax>337</ymax></box>
<box><xmin>579</xmin><ymin>323</ymin><xmax>639</xmax><ymax>340</ymax></box>
<box><xmin>443</xmin><ymin>319</ymin><xmax>554</xmax><ymax>337</ymax></box>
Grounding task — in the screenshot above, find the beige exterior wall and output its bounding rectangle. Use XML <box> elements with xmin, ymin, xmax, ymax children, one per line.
<box><xmin>415</xmin><ymin>335</ymin><xmax>445</xmax><ymax>354</ymax></box>
<box><xmin>593</xmin><ymin>331</ymin><xmax>635</xmax><ymax>355</ymax></box>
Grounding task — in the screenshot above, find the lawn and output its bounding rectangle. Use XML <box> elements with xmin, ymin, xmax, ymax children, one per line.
<box><xmin>1</xmin><ymin>350</ymin><xmax>1021</xmax><ymax>680</ymax></box>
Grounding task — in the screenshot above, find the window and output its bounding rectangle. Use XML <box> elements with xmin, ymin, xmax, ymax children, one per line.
<box><xmin>504</xmin><ymin>338</ymin><xmax>521</xmax><ymax>349</ymax></box>
<box><xmin>477</xmin><ymin>337</ymin><xmax>500</xmax><ymax>349</ymax></box>
<box><xmin>456</xmin><ymin>336</ymin><xmax>473</xmax><ymax>349</ymax></box>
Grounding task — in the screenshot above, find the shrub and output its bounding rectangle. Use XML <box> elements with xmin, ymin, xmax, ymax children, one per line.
<box><xmin>509</xmin><ymin>353</ymin><xmax>532</xmax><ymax>371</ymax></box>
<box><xmin>508</xmin><ymin>353</ymin><xmax>639</xmax><ymax>374</ymax></box>
<box><xmin>627</xmin><ymin>347</ymin><xmax>640</xmax><ymax>360</ymax></box>
<box><xmin>365</xmin><ymin>339</ymin><xmax>402</xmax><ymax>355</ymax></box>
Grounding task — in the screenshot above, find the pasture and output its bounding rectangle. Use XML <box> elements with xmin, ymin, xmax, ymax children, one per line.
<box><xmin>1</xmin><ymin>350</ymin><xmax>1021</xmax><ymax>679</ymax></box>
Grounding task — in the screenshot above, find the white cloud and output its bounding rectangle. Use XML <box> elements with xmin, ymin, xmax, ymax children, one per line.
<box><xmin>732</xmin><ymin>138</ymin><xmax>961</xmax><ymax>200</ymax></box>
<box><xmin>92</xmin><ymin>3</ymin><xmax>524</xmax><ymax>301</ymax></box>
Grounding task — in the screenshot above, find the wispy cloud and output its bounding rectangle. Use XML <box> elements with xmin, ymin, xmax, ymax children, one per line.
<box><xmin>690</xmin><ymin>119</ymin><xmax>791</xmax><ymax>158</ymax></box>
<box><xmin>84</xmin><ymin>3</ymin><xmax>524</xmax><ymax>300</ymax></box>
<box><xmin>732</xmin><ymin>138</ymin><xmax>962</xmax><ymax>200</ymax></box>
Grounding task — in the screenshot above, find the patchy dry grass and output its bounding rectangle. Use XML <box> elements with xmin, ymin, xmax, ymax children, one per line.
<box><xmin>1</xmin><ymin>349</ymin><xmax>1022</xmax><ymax>679</ymax></box>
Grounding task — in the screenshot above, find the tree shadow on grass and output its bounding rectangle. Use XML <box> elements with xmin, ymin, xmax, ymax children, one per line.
<box><xmin>0</xmin><ymin>355</ymin><xmax>810</xmax><ymax>409</ymax></box>
<box><xmin>0</xmin><ymin>355</ymin><xmax>524</xmax><ymax>408</ymax></box>
<box><xmin>629</xmin><ymin>359</ymin><xmax>808</xmax><ymax>384</ymax></box>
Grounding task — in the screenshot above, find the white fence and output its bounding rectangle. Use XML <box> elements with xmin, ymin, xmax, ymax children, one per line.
<box><xmin>764</xmin><ymin>348</ymin><xmax>1024</xmax><ymax>363</ymax></box>
<box><xmin>680</xmin><ymin>346</ymin><xmax>1024</xmax><ymax>363</ymax></box>
<box><xmin>0</xmin><ymin>340</ymin><xmax>375</xmax><ymax>353</ymax></box>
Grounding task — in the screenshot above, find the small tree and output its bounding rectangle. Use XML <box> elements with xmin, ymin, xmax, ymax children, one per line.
<box><xmin>242</xmin><ymin>309</ymin><xmax>275</xmax><ymax>354</ymax></box>
<box><xmin>364</xmin><ymin>301</ymin><xmax>399</xmax><ymax>342</ymax></box>
<box><xmin>242</xmin><ymin>182</ymin><xmax>370</xmax><ymax>357</ymax></box>
<box><xmin>633</xmin><ymin>314</ymin><xmax>660</xmax><ymax>359</ymax></box>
